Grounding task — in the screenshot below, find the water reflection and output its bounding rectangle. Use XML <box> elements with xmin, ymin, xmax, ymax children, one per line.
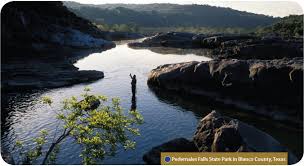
<box><xmin>147</xmin><ymin>85</ymin><xmax>303</xmax><ymax>158</ymax></box>
<box><xmin>2</xmin><ymin>41</ymin><xmax>301</xmax><ymax>164</ymax></box>
<box><xmin>131</xmin><ymin>46</ymin><xmax>213</xmax><ymax>57</ymax></box>
<box><xmin>131</xmin><ymin>94</ymin><xmax>137</xmax><ymax>111</ymax></box>
<box><xmin>2</xmin><ymin>42</ymin><xmax>211</xmax><ymax>164</ymax></box>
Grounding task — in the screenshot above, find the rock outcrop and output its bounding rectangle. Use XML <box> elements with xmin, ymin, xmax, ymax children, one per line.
<box><xmin>147</xmin><ymin>58</ymin><xmax>303</xmax><ymax>123</ymax></box>
<box><xmin>143</xmin><ymin>111</ymin><xmax>298</xmax><ymax>164</ymax></box>
<box><xmin>129</xmin><ymin>32</ymin><xmax>303</xmax><ymax>60</ymax></box>
<box><xmin>128</xmin><ymin>32</ymin><xmax>256</xmax><ymax>50</ymax></box>
<box><xmin>1</xmin><ymin>59</ymin><xmax>104</xmax><ymax>91</ymax></box>
<box><xmin>1</xmin><ymin>2</ymin><xmax>117</xmax><ymax>91</ymax></box>
<box><xmin>194</xmin><ymin>111</ymin><xmax>298</xmax><ymax>163</ymax></box>
<box><xmin>1</xmin><ymin>1</ymin><xmax>116</xmax><ymax>53</ymax></box>
<box><xmin>215</xmin><ymin>37</ymin><xmax>303</xmax><ymax>59</ymax></box>
<box><xmin>128</xmin><ymin>32</ymin><xmax>198</xmax><ymax>49</ymax></box>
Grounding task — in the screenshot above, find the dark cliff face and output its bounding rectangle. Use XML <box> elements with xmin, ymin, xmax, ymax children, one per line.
<box><xmin>1</xmin><ymin>1</ymin><xmax>113</xmax><ymax>62</ymax></box>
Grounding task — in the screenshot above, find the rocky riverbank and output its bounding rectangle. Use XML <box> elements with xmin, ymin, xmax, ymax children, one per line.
<box><xmin>144</xmin><ymin>32</ymin><xmax>303</xmax><ymax>163</ymax></box>
<box><xmin>1</xmin><ymin>51</ymin><xmax>105</xmax><ymax>91</ymax></box>
<box><xmin>143</xmin><ymin>111</ymin><xmax>298</xmax><ymax>164</ymax></box>
<box><xmin>144</xmin><ymin>32</ymin><xmax>303</xmax><ymax>123</ymax></box>
<box><xmin>128</xmin><ymin>32</ymin><xmax>303</xmax><ymax>59</ymax></box>
<box><xmin>148</xmin><ymin>58</ymin><xmax>303</xmax><ymax>123</ymax></box>
<box><xmin>1</xmin><ymin>2</ymin><xmax>145</xmax><ymax>92</ymax></box>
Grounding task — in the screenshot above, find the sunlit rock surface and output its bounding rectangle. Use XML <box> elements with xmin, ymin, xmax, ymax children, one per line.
<box><xmin>148</xmin><ymin>58</ymin><xmax>303</xmax><ymax>123</ymax></box>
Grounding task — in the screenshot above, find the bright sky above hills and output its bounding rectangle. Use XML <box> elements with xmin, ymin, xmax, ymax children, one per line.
<box><xmin>73</xmin><ymin>0</ymin><xmax>303</xmax><ymax>17</ymax></box>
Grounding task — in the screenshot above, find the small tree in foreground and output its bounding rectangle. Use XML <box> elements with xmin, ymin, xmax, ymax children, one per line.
<box><xmin>13</xmin><ymin>88</ymin><xmax>143</xmax><ymax>164</ymax></box>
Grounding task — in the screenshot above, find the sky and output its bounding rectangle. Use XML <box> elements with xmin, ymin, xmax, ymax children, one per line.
<box><xmin>73</xmin><ymin>0</ymin><xmax>303</xmax><ymax>17</ymax></box>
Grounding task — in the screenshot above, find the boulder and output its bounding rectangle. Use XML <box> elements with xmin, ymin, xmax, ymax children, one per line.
<box><xmin>143</xmin><ymin>111</ymin><xmax>298</xmax><ymax>164</ymax></box>
<box><xmin>193</xmin><ymin>111</ymin><xmax>298</xmax><ymax>164</ymax></box>
<box><xmin>211</xmin><ymin>123</ymin><xmax>245</xmax><ymax>152</ymax></box>
<box><xmin>147</xmin><ymin>58</ymin><xmax>303</xmax><ymax>123</ymax></box>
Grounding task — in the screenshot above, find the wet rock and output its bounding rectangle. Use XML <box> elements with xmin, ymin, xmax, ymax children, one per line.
<box><xmin>143</xmin><ymin>138</ymin><xmax>197</xmax><ymax>164</ymax></box>
<box><xmin>143</xmin><ymin>111</ymin><xmax>298</xmax><ymax>164</ymax></box>
<box><xmin>147</xmin><ymin>58</ymin><xmax>303</xmax><ymax>123</ymax></box>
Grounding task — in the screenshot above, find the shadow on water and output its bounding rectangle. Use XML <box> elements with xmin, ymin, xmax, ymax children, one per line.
<box><xmin>1</xmin><ymin>47</ymin><xmax>110</xmax><ymax>141</ymax></box>
<box><xmin>131</xmin><ymin>46</ymin><xmax>213</xmax><ymax>57</ymax></box>
<box><xmin>147</xmin><ymin>85</ymin><xmax>303</xmax><ymax>159</ymax></box>
<box><xmin>1</xmin><ymin>91</ymin><xmax>41</xmax><ymax>136</ymax></box>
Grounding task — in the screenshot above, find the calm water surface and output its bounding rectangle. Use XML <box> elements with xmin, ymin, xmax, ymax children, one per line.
<box><xmin>1</xmin><ymin>42</ymin><xmax>302</xmax><ymax>164</ymax></box>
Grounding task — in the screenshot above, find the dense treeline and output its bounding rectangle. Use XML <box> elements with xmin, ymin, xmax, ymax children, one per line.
<box><xmin>64</xmin><ymin>2</ymin><xmax>276</xmax><ymax>28</ymax></box>
<box><xmin>94</xmin><ymin>23</ymin><xmax>139</xmax><ymax>32</ymax></box>
<box><xmin>137</xmin><ymin>26</ymin><xmax>255</xmax><ymax>35</ymax></box>
<box><xmin>256</xmin><ymin>15</ymin><xmax>303</xmax><ymax>37</ymax></box>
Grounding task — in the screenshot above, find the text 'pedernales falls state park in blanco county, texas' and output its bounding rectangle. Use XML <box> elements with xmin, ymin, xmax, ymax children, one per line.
<box><xmin>1</xmin><ymin>0</ymin><xmax>303</xmax><ymax>165</ymax></box>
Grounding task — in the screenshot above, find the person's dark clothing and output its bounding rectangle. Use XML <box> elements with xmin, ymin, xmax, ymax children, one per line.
<box><xmin>130</xmin><ymin>74</ymin><xmax>137</xmax><ymax>95</ymax></box>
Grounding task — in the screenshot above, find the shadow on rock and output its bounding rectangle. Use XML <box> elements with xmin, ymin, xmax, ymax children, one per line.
<box><xmin>143</xmin><ymin>111</ymin><xmax>299</xmax><ymax>165</ymax></box>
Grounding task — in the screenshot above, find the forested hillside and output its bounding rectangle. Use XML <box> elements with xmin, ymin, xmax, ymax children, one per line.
<box><xmin>64</xmin><ymin>2</ymin><xmax>277</xmax><ymax>28</ymax></box>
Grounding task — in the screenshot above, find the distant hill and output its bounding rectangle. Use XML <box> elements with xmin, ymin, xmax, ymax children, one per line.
<box><xmin>64</xmin><ymin>1</ymin><xmax>278</xmax><ymax>28</ymax></box>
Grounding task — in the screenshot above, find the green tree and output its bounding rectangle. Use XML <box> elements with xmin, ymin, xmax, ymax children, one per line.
<box><xmin>13</xmin><ymin>88</ymin><xmax>143</xmax><ymax>164</ymax></box>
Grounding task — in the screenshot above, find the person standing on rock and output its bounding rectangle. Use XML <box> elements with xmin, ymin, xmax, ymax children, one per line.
<box><xmin>129</xmin><ymin>73</ymin><xmax>137</xmax><ymax>95</ymax></box>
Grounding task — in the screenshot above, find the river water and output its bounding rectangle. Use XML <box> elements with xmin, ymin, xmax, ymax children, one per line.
<box><xmin>1</xmin><ymin>42</ymin><xmax>302</xmax><ymax>164</ymax></box>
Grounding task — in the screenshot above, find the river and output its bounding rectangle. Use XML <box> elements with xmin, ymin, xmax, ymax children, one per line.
<box><xmin>1</xmin><ymin>41</ymin><xmax>302</xmax><ymax>164</ymax></box>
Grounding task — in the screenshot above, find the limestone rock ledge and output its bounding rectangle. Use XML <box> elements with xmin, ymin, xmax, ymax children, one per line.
<box><xmin>147</xmin><ymin>58</ymin><xmax>303</xmax><ymax>123</ymax></box>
